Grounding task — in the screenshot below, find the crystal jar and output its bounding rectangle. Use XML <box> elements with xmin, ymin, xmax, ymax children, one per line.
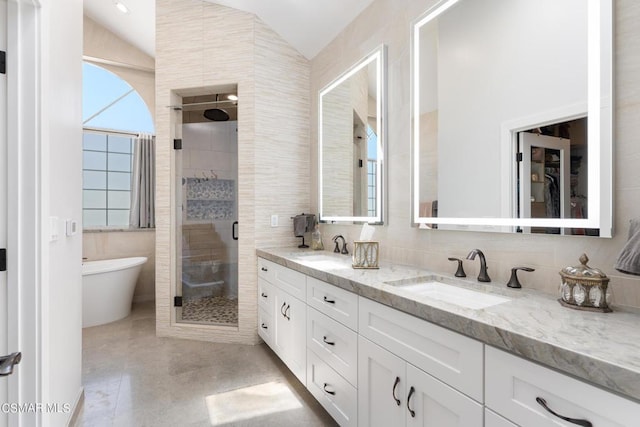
<box><xmin>559</xmin><ymin>253</ymin><xmax>611</xmax><ymax>313</ymax></box>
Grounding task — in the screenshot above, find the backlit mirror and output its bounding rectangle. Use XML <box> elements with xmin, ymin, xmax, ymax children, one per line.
<box><xmin>412</xmin><ymin>0</ymin><xmax>612</xmax><ymax>236</ymax></box>
<box><xmin>319</xmin><ymin>45</ymin><xmax>386</xmax><ymax>223</ymax></box>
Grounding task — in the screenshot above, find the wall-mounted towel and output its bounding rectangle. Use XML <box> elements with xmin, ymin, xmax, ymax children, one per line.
<box><xmin>615</xmin><ymin>218</ymin><xmax>640</xmax><ymax>276</ymax></box>
<box><xmin>293</xmin><ymin>214</ymin><xmax>315</xmax><ymax>237</ymax></box>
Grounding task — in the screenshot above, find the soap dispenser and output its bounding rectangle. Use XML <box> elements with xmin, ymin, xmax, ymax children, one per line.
<box><xmin>311</xmin><ymin>225</ymin><xmax>324</xmax><ymax>250</ymax></box>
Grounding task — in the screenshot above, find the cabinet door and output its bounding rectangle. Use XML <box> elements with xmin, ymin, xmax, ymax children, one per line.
<box><xmin>358</xmin><ymin>336</ymin><xmax>406</xmax><ymax>427</ymax></box>
<box><xmin>406</xmin><ymin>364</ymin><xmax>483</xmax><ymax>427</ymax></box>
<box><xmin>287</xmin><ymin>294</ymin><xmax>307</xmax><ymax>385</ymax></box>
<box><xmin>359</xmin><ymin>297</ymin><xmax>483</xmax><ymax>402</ymax></box>
<box><xmin>274</xmin><ymin>290</ymin><xmax>290</xmax><ymax>358</ymax></box>
<box><xmin>485</xmin><ymin>409</ymin><xmax>517</xmax><ymax>427</ymax></box>
<box><xmin>274</xmin><ymin>290</ymin><xmax>306</xmax><ymax>385</ymax></box>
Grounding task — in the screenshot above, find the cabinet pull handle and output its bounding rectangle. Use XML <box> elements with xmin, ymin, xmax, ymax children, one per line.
<box><xmin>323</xmin><ymin>383</ymin><xmax>336</xmax><ymax>395</ymax></box>
<box><xmin>536</xmin><ymin>397</ymin><xmax>592</xmax><ymax>427</ymax></box>
<box><xmin>280</xmin><ymin>302</ymin><xmax>287</xmax><ymax>316</ymax></box>
<box><xmin>261</xmin><ymin>323</ymin><xmax>268</xmax><ymax>330</ymax></box>
<box><xmin>407</xmin><ymin>386</ymin><xmax>416</xmax><ymax>418</ymax></box>
<box><xmin>322</xmin><ymin>336</ymin><xmax>335</xmax><ymax>346</ymax></box>
<box><xmin>285</xmin><ymin>304</ymin><xmax>291</xmax><ymax>320</ymax></box>
<box><xmin>392</xmin><ymin>376</ymin><xmax>401</xmax><ymax>406</ymax></box>
<box><xmin>323</xmin><ymin>296</ymin><xmax>336</xmax><ymax>304</ymax></box>
<box><xmin>261</xmin><ymin>267</ymin><xmax>268</xmax><ymax>272</ymax></box>
<box><xmin>261</xmin><ymin>292</ymin><xmax>268</xmax><ymax>298</ymax></box>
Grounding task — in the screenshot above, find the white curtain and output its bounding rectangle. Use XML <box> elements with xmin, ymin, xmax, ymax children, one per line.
<box><xmin>129</xmin><ymin>133</ymin><xmax>155</xmax><ymax>228</ymax></box>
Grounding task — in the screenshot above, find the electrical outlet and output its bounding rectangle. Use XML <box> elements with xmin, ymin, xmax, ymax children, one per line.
<box><xmin>270</xmin><ymin>215</ymin><xmax>278</xmax><ymax>227</ymax></box>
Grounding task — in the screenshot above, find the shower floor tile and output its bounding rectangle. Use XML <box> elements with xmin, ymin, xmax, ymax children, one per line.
<box><xmin>181</xmin><ymin>295</ymin><xmax>238</xmax><ymax>325</ymax></box>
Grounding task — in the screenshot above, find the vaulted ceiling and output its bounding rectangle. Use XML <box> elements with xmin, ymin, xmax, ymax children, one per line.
<box><xmin>83</xmin><ymin>0</ymin><xmax>375</xmax><ymax>60</ymax></box>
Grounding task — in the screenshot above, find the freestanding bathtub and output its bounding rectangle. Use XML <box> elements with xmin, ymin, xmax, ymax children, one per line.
<box><xmin>82</xmin><ymin>257</ymin><xmax>147</xmax><ymax>328</ymax></box>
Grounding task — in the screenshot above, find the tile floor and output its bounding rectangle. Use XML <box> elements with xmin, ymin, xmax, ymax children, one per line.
<box><xmin>77</xmin><ymin>302</ymin><xmax>337</xmax><ymax>426</ymax></box>
<box><xmin>181</xmin><ymin>296</ymin><xmax>238</xmax><ymax>325</ymax></box>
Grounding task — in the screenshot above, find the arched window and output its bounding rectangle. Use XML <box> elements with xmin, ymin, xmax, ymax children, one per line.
<box><xmin>82</xmin><ymin>62</ymin><xmax>154</xmax><ymax>228</ymax></box>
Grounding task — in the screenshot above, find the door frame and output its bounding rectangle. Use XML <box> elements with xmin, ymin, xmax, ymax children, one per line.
<box><xmin>518</xmin><ymin>132</ymin><xmax>571</xmax><ymax>235</ymax></box>
<box><xmin>6</xmin><ymin>1</ymin><xmax>42</xmax><ymax>425</ymax></box>
<box><xmin>500</xmin><ymin>103</ymin><xmax>587</xmax><ymax>222</ymax></box>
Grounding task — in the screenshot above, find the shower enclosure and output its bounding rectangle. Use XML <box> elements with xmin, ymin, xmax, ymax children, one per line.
<box><xmin>174</xmin><ymin>87</ymin><xmax>239</xmax><ymax>326</ymax></box>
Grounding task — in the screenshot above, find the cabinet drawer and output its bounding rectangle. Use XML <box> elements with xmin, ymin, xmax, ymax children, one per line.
<box><xmin>258</xmin><ymin>258</ymin><xmax>306</xmax><ymax>301</ymax></box>
<box><xmin>307</xmin><ymin>306</ymin><xmax>358</xmax><ymax>386</ymax></box>
<box><xmin>307</xmin><ymin>350</ymin><xmax>357</xmax><ymax>427</ymax></box>
<box><xmin>257</xmin><ymin>307</ymin><xmax>273</xmax><ymax>347</ymax></box>
<box><xmin>486</xmin><ymin>346</ymin><xmax>640</xmax><ymax>427</ymax></box>
<box><xmin>358</xmin><ymin>296</ymin><xmax>483</xmax><ymax>402</ymax></box>
<box><xmin>258</xmin><ymin>278</ymin><xmax>275</xmax><ymax>315</ymax></box>
<box><xmin>307</xmin><ymin>277</ymin><xmax>358</xmax><ymax>331</ymax></box>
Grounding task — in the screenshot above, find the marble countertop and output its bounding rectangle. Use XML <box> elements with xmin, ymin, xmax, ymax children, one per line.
<box><xmin>257</xmin><ymin>247</ymin><xmax>640</xmax><ymax>402</ymax></box>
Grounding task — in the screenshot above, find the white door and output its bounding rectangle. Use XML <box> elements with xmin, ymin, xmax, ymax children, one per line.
<box><xmin>0</xmin><ymin>0</ymin><xmax>8</xmax><ymax>425</ymax></box>
<box><xmin>0</xmin><ymin>1</ymin><xmax>21</xmax><ymax>425</ymax></box>
<box><xmin>274</xmin><ymin>290</ymin><xmax>306</xmax><ymax>383</ymax></box>
<box><xmin>406</xmin><ymin>364</ymin><xmax>483</xmax><ymax>427</ymax></box>
<box><xmin>358</xmin><ymin>336</ymin><xmax>406</xmax><ymax>427</ymax></box>
<box><xmin>519</xmin><ymin>132</ymin><xmax>571</xmax><ymax>232</ymax></box>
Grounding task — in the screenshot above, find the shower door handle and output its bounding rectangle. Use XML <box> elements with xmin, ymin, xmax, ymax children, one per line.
<box><xmin>232</xmin><ymin>221</ymin><xmax>238</xmax><ymax>241</ymax></box>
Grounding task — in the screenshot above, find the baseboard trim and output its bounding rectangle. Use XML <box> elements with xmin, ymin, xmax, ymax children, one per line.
<box><xmin>133</xmin><ymin>294</ymin><xmax>155</xmax><ymax>303</ymax></box>
<box><xmin>66</xmin><ymin>387</ymin><xmax>84</xmax><ymax>427</ymax></box>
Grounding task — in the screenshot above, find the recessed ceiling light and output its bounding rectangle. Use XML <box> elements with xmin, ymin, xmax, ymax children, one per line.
<box><xmin>227</xmin><ymin>94</ymin><xmax>238</xmax><ymax>101</ymax></box>
<box><xmin>115</xmin><ymin>1</ymin><xmax>129</xmax><ymax>14</ymax></box>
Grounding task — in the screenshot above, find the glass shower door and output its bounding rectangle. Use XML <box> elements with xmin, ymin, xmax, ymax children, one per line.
<box><xmin>175</xmin><ymin>102</ymin><xmax>238</xmax><ymax>326</ymax></box>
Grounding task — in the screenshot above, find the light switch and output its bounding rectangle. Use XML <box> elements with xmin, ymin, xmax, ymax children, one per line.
<box><xmin>270</xmin><ymin>215</ymin><xmax>278</xmax><ymax>227</ymax></box>
<box><xmin>65</xmin><ymin>219</ymin><xmax>78</xmax><ymax>236</ymax></box>
<box><xmin>49</xmin><ymin>217</ymin><xmax>59</xmax><ymax>242</ymax></box>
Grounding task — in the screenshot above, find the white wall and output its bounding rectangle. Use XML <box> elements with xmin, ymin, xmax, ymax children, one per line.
<box><xmin>40</xmin><ymin>0</ymin><xmax>83</xmax><ymax>424</ymax></box>
<box><xmin>155</xmin><ymin>0</ymin><xmax>310</xmax><ymax>344</ymax></box>
<box><xmin>420</xmin><ymin>0</ymin><xmax>587</xmax><ymax>217</ymax></box>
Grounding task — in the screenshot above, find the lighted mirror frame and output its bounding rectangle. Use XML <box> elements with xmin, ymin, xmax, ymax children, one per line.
<box><xmin>319</xmin><ymin>45</ymin><xmax>386</xmax><ymax>224</ymax></box>
<box><xmin>411</xmin><ymin>0</ymin><xmax>613</xmax><ymax>236</ymax></box>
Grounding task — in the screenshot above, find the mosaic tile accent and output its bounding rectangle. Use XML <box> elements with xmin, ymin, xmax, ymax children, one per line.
<box><xmin>186</xmin><ymin>178</ymin><xmax>235</xmax><ymax>200</ymax></box>
<box><xmin>186</xmin><ymin>200</ymin><xmax>235</xmax><ymax>220</ymax></box>
<box><xmin>185</xmin><ymin>178</ymin><xmax>236</xmax><ymax>220</ymax></box>
<box><xmin>181</xmin><ymin>296</ymin><xmax>238</xmax><ymax>325</ymax></box>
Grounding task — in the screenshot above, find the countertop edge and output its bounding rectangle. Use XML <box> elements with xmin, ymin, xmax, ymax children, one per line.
<box><xmin>256</xmin><ymin>248</ymin><xmax>640</xmax><ymax>403</ymax></box>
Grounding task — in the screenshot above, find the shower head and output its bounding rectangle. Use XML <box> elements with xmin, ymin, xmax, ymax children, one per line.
<box><xmin>203</xmin><ymin>108</ymin><xmax>230</xmax><ymax>121</ymax></box>
<box><xmin>203</xmin><ymin>93</ymin><xmax>231</xmax><ymax>121</ymax></box>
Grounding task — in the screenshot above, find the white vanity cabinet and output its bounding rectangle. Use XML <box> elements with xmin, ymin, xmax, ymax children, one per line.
<box><xmin>486</xmin><ymin>346</ymin><xmax>640</xmax><ymax>427</ymax></box>
<box><xmin>257</xmin><ymin>258</ymin><xmax>306</xmax><ymax>384</ymax></box>
<box><xmin>358</xmin><ymin>299</ymin><xmax>483</xmax><ymax>427</ymax></box>
<box><xmin>257</xmin><ymin>255</ymin><xmax>640</xmax><ymax>427</ymax></box>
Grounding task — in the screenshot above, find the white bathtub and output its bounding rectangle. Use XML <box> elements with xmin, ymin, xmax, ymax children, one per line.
<box><xmin>82</xmin><ymin>257</ymin><xmax>147</xmax><ymax>328</ymax></box>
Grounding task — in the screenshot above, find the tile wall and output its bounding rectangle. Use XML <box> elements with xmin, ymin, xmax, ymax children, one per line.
<box><xmin>156</xmin><ymin>0</ymin><xmax>310</xmax><ymax>343</ymax></box>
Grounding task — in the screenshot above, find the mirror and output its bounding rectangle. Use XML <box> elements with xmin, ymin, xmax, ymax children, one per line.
<box><xmin>412</xmin><ymin>0</ymin><xmax>612</xmax><ymax>236</ymax></box>
<box><xmin>319</xmin><ymin>45</ymin><xmax>386</xmax><ymax>223</ymax></box>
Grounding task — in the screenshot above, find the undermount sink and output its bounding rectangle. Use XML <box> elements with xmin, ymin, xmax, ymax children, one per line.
<box><xmin>295</xmin><ymin>254</ymin><xmax>349</xmax><ymax>270</ymax></box>
<box><xmin>385</xmin><ymin>276</ymin><xmax>511</xmax><ymax>310</ymax></box>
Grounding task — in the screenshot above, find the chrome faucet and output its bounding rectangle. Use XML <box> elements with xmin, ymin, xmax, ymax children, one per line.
<box><xmin>332</xmin><ymin>235</ymin><xmax>348</xmax><ymax>255</ymax></box>
<box><xmin>466</xmin><ymin>249</ymin><xmax>491</xmax><ymax>282</ymax></box>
